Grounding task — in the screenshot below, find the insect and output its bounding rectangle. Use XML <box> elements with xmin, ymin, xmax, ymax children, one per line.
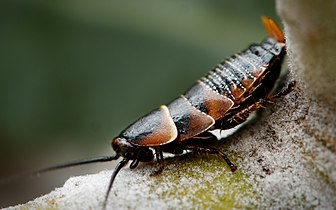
<box><xmin>25</xmin><ymin>17</ymin><xmax>294</xmax><ymax>209</ymax></box>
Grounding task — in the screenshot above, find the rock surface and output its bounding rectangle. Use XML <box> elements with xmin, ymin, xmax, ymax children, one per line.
<box><xmin>6</xmin><ymin>1</ymin><xmax>336</xmax><ymax>209</ymax></box>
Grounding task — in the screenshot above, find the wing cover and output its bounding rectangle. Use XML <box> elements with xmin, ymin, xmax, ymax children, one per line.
<box><xmin>121</xmin><ymin>105</ymin><xmax>178</xmax><ymax>146</ymax></box>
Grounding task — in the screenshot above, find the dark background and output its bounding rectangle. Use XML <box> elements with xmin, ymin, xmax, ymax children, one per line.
<box><xmin>0</xmin><ymin>0</ymin><xmax>278</xmax><ymax>207</ymax></box>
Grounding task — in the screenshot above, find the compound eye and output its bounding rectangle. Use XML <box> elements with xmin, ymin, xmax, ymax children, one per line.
<box><xmin>111</xmin><ymin>137</ymin><xmax>122</xmax><ymax>154</ymax></box>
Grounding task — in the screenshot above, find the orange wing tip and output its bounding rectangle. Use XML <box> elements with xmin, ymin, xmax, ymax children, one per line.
<box><xmin>261</xmin><ymin>16</ymin><xmax>285</xmax><ymax>43</ymax></box>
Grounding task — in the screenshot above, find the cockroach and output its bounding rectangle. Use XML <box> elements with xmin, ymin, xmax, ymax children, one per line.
<box><xmin>17</xmin><ymin>17</ymin><xmax>295</xmax><ymax>209</ymax></box>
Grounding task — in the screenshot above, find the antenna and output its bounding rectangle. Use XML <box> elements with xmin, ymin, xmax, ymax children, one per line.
<box><xmin>102</xmin><ymin>158</ymin><xmax>129</xmax><ymax>209</ymax></box>
<box><xmin>34</xmin><ymin>155</ymin><xmax>120</xmax><ymax>175</ymax></box>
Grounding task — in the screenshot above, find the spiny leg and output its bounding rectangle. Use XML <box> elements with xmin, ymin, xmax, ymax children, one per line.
<box><xmin>150</xmin><ymin>146</ymin><xmax>165</xmax><ymax>176</ymax></box>
<box><xmin>179</xmin><ymin>132</ymin><xmax>237</xmax><ymax>172</ymax></box>
<box><xmin>218</xmin><ymin>81</ymin><xmax>296</xmax><ymax>130</ymax></box>
<box><xmin>270</xmin><ymin>81</ymin><xmax>296</xmax><ymax>99</ymax></box>
<box><xmin>217</xmin><ymin>99</ymin><xmax>267</xmax><ymax>130</ymax></box>
<box><xmin>181</xmin><ymin>144</ymin><xmax>237</xmax><ymax>172</ymax></box>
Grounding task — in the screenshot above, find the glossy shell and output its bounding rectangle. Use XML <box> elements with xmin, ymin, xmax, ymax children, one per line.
<box><xmin>118</xmin><ymin>36</ymin><xmax>286</xmax><ymax>147</ymax></box>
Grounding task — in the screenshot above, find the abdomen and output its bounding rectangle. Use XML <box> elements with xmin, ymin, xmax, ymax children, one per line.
<box><xmin>167</xmin><ymin>37</ymin><xmax>286</xmax><ymax>141</ymax></box>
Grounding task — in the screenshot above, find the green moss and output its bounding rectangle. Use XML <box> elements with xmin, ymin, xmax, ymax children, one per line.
<box><xmin>150</xmin><ymin>153</ymin><xmax>260</xmax><ymax>209</ymax></box>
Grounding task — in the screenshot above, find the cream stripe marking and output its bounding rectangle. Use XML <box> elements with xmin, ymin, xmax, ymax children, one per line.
<box><xmin>160</xmin><ymin>105</ymin><xmax>178</xmax><ymax>143</ymax></box>
<box><xmin>180</xmin><ymin>95</ymin><xmax>215</xmax><ymax>128</ymax></box>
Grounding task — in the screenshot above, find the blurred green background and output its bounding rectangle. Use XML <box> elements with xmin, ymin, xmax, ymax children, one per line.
<box><xmin>0</xmin><ymin>0</ymin><xmax>279</xmax><ymax>207</ymax></box>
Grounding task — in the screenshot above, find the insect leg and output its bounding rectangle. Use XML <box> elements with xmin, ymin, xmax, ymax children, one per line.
<box><xmin>181</xmin><ymin>144</ymin><xmax>237</xmax><ymax>172</ymax></box>
<box><xmin>219</xmin><ymin>81</ymin><xmax>296</xmax><ymax>130</ymax></box>
<box><xmin>218</xmin><ymin>99</ymin><xmax>266</xmax><ymax>130</ymax></box>
<box><xmin>150</xmin><ymin>146</ymin><xmax>165</xmax><ymax>176</ymax></box>
<box><xmin>270</xmin><ymin>81</ymin><xmax>296</xmax><ymax>99</ymax></box>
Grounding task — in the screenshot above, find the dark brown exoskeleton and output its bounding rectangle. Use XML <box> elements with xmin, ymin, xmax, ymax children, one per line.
<box><xmin>106</xmin><ymin>16</ymin><xmax>295</xmax><ymax>208</ymax></box>
<box><xmin>27</xmin><ymin>17</ymin><xmax>295</xmax><ymax>209</ymax></box>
